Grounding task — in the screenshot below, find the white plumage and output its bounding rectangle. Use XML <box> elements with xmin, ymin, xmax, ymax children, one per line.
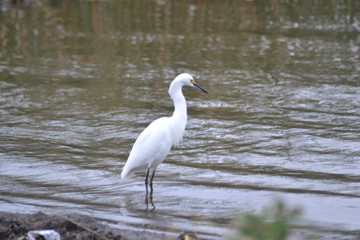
<box><xmin>120</xmin><ymin>73</ymin><xmax>208</xmax><ymax>192</ymax></box>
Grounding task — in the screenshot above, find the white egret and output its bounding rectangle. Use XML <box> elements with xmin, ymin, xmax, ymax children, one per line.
<box><xmin>121</xmin><ymin>73</ymin><xmax>208</xmax><ymax>193</ymax></box>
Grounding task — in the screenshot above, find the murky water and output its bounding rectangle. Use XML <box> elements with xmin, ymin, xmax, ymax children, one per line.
<box><xmin>1</xmin><ymin>0</ymin><xmax>359</xmax><ymax>239</ymax></box>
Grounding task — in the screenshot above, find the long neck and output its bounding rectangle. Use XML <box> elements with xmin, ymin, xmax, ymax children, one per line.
<box><xmin>168</xmin><ymin>82</ymin><xmax>188</xmax><ymax>146</ymax></box>
<box><xmin>170</xmin><ymin>86</ymin><xmax>187</xmax><ymax>121</ymax></box>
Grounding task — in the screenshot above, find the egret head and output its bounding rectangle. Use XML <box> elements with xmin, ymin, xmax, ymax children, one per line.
<box><xmin>171</xmin><ymin>73</ymin><xmax>208</xmax><ymax>94</ymax></box>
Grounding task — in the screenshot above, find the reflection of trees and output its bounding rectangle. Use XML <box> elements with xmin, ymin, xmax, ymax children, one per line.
<box><xmin>0</xmin><ymin>0</ymin><xmax>358</xmax><ymax>79</ymax></box>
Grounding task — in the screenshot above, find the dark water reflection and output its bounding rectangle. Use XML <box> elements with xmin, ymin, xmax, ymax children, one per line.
<box><xmin>1</xmin><ymin>0</ymin><xmax>360</xmax><ymax>239</ymax></box>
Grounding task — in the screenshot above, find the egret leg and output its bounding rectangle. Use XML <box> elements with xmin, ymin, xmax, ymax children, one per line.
<box><xmin>144</xmin><ymin>169</ymin><xmax>155</xmax><ymax>210</ymax></box>
<box><xmin>149</xmin><ymin>170</ymin><xmax>156</xmax><ymax>194</ymax></box>
<box><xmin>148</xmin><ymin>170</ymin><xmax>156</xmax><ymax>210</ymax></box>
<box><xmin>145</xmin><ymin>168</ymin><xmax>150</xmax><ymax>193</ymax></box>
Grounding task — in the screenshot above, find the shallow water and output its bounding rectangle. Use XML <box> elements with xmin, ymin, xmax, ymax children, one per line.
<box><xmin>1</xmin><ymin>0</ymin><xmax>360</xmax><ymax>239</ymax></box>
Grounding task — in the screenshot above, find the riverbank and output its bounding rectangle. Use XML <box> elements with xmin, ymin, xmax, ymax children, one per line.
<box><xmin>0</xmin><ymin>211</ymin><xmax>193</xmax><ymax>240</ymax></box>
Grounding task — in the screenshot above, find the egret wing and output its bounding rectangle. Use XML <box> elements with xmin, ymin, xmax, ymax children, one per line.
<box><xmin>121</xmin><ymin>117</ymin><xmax>173</xmax><ymax>178</ymax></box>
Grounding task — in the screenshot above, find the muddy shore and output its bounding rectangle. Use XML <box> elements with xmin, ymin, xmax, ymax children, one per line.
<box><xmin>0</xmin><ymin>211</ymin><xmax>201</xmax><ymax>240</ymax></box>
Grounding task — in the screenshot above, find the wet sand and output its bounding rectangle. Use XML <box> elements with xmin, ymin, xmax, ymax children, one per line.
<box><xmin>0</xmin><ymin>211</ymin><xmax>188</xmax><ymax>240</ymax></box>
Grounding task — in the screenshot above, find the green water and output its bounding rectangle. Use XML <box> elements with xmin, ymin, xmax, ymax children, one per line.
<box><xmin>1</xmin><ymin>1</ymin><xmax>359</xmax><ymax>239</ymax></box>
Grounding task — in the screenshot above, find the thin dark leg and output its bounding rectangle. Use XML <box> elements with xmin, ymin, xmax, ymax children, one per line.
<box><xmin>145</xmin><ymin>168</ymin><xmax>150</xmax><ymax>193</ymax></box>
<box><xmin>144</xmin><ymin>169</ymin><xmax>155</xmax><ymax>210</ymax></box>
<box><xmin>147</xmin><ymin>170</ymin><xmax>156</xmax><ymax>210</ymax></box>
<box><xmin>149</xmin><ymin>170</ymin><xmax>156</xmax><ymax>194</ymax></box>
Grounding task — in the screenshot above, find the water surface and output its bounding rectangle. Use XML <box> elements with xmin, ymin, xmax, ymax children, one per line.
<box><xmin>0</xmin><ymin>1</ymin><xmax>359</xmax><ymax>239</ymax></box>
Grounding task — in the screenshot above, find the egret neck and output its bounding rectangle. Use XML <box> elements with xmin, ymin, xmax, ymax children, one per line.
<box><xmin>169</xmin><ymin>80</ymin><xmax>187</xmax><ymax>146</ymax></box>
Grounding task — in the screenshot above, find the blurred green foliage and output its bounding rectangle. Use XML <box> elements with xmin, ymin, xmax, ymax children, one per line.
<box><xmin>228</xmin><ymin>200</ymin><xmax>303</xmax><ymax>240</ymax></box>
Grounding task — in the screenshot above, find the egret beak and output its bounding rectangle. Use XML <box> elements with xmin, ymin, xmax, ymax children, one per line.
<box><xmin>194</xmin><ymin>83</ymin><xmax>208</xmax><ymax>94</ymax></box>
<box><xmin>192</xmin><ymin>82</ymin><xmax>208</xmax><ymax>94</ymax></box>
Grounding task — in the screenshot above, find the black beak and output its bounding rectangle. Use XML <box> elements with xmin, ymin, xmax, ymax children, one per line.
<box><xmin>193</xmin><ymin>83</ymin><xmax>208</xmax><ymax>94</ymax></box>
